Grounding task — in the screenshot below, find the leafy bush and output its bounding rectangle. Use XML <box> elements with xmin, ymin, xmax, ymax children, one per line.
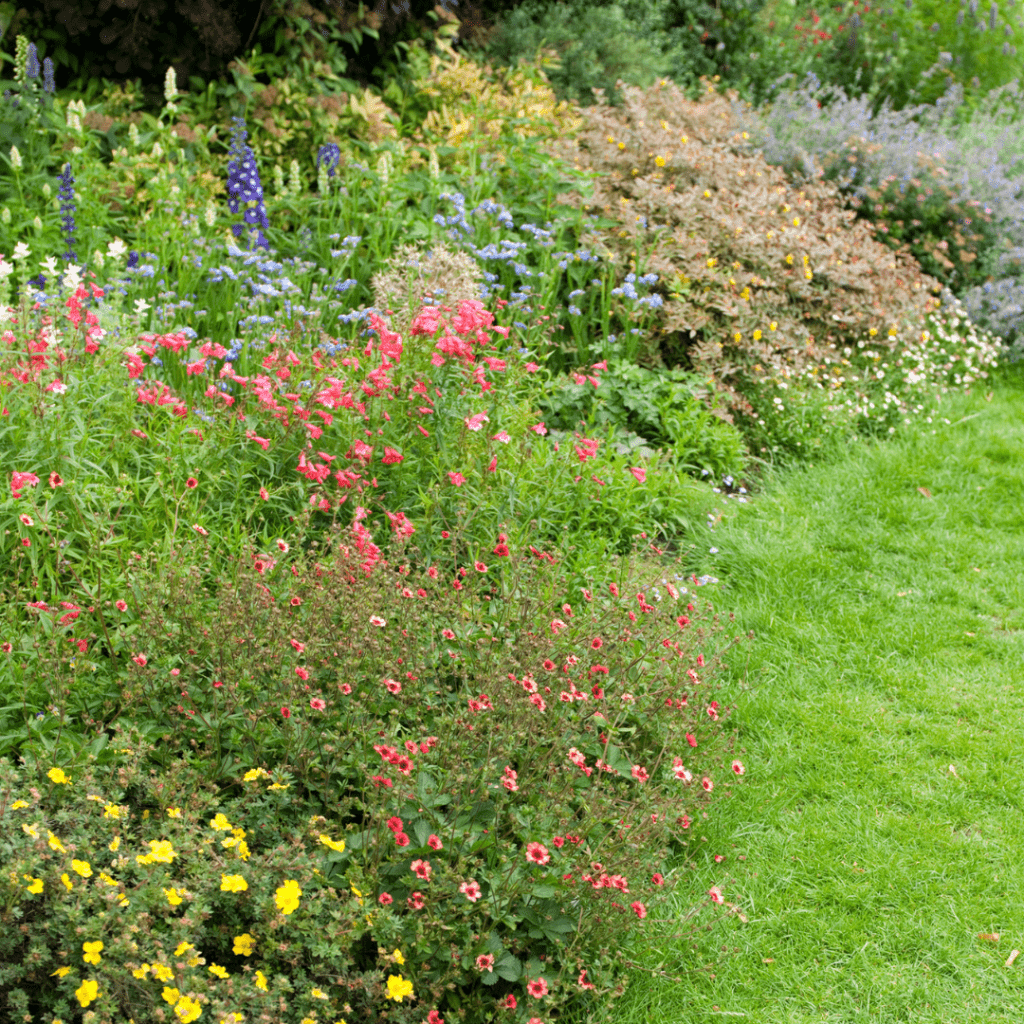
<box><xmin>2</xmin><ymin>530</ymin><xmax>742</xmax><ymax>1024</ymax></box>
<box><xmin>731</xmin><ymin>73</ymin><xmax>1024</xmax><ymax>348</ymax></box>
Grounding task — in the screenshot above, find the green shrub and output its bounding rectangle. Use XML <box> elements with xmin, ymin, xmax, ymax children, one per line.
<box><xmin>2</xmin><ymin>536</ymin><xmax>741</xmax><ymax>1024</ymax></box>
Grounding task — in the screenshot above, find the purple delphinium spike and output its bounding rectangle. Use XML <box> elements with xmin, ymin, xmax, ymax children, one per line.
<box><xmin>58</xmin><ymin>163</ymin><xmax>77</xmax><ymax>262</ymax></box>
<box><xmin>26</xmin><ymin>43</ymin><xmax>40</xmax><ymax>79</ymax></box>
<box><xmin>226</xmin><ymin>117</ymin><xmax>270</xmax><ymax>251</ymax></box>
<box><xmin>43</xmin><ymin>57</ymin><xmax>55</xmax><ymax>94</ymax></box>
<box><xmin>317</xmin><ymin>143</ymin><xmax>341</xmax><ymax>178</ymax></box>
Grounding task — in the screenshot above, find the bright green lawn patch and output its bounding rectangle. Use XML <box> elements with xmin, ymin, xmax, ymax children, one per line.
<box><xmin>605</xmin><ymin>369</ymin><xmax>1024</xmax><ymax>1022</ymax></box>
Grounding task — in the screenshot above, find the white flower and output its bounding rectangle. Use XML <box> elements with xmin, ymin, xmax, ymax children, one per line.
<box><xmin>92</xmin><ymin>249</ymin><xmax>105</xmax><ymax>270</ymax></box>
<box><xmin>41</xmin><ymin>256</ymin><xmax>59</xmax><ymax>277</ymax></box>
<box><xmin>0</xmin><ymin>260</ymin><xmax>12</xmax><ymax>279</ymax></box>
<box><xmin>9</xmin><ymin>145</ymin><xmax>21</xmax><ymax>170</ymax></box>
<box><xmin>62</xmin><ymin>264</ymin><xmax>83</xmax><ymax>293</ymax></box>
<box><xmin>134</xmin><ymin>299</ymin><xmax>151</xmax><ymax>316</ymax></box>
<box><xmin>151</xmin><ymin>142</ymin><xmax>163</xmax><ymax>159</ymax></box>
<box><xmin>106</xmin><ymin>238</ymin><xmax>128</xmax><ymax>262</ymax></box>
<box><xmin>204</xmin><ymin>203</ymin><xmax>216</xmax><ymax>228</ymax></box>
<box><xmin>164</xmin><ymin>65</ymin><xmax>178</xmax><ymax>104</ymax></box>
<box><xmin>12</xmin><ymin>242</ymin><xmax>31</xmax><ymax>262</ymax></box>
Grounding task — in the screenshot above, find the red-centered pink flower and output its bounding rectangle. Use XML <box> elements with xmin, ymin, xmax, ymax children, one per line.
<box><xmin>630</xmin><ymin>901</ymin><xmax>647</xmax><ymax>919</ymax></box>
<box><xmin>474</xmin><ymin>561</ymin><xmax>487</xmax><ymax>572</ymax></box>
<box><xmin>530</xmin><ymin>694</ymin><xmax>546</xmax><ymax>711</ymax></box>
<box><xmin>2</xmin><ymin>642</ymin><xmax>12</xmax><ymax>654</ymax></box>
<box><xmin>394</xmin><ymin>832</ymin><xmax>410</xmax><ymax>847</ymax></box>
<box><xmin>631</xmin><ymin>765</ymin><xmax>649</xmax><ymax>783</ymax></box>
<box><xmin>501</xmin><ymin>994</ymin><xmax>517</xmax><ymax>1009</ymax></box>
<box><xmin>702</xmin><ymin>776</ymin><xmax>714</xmax><ymax>792</ymax></box>
<box><xmin>340</xmin><ymin>683</ymin><xmax>352</xmax><ymax>695</ymax></box>
<box><xmin>369</xmin><ymin>615</ymin><xmax>386</xmax><ymax>628</ymax></box>
<box><xmin>384</xmin><ymin>678</ymin><xmax>402</xmax><ymax>695</ymax></box>
<box><xmin>289</xmin><ymin>596</ymin><xmax>301</xmax><ymax>606</ymax></box>
<box><xmin>19</xmin><ymin>513</ymin><xmax>33</xmax><ymax>526</ymax></box>
<box><xmin>652</xmin><ymin>873</ymin><xmax>664</xmax><ymax>886</ymax></box>
<box><xmin>259</xmin><ymin>487</ymin><xmax>269</xmax><ymax>500</ymax></box>
<box><xmin>49</xmin><ymin>472</ymin><xmax>63</xmax><ymax>487</ymax></box>
<box><xmin>295</xmin><ymin>666</ymin><xmax>309</xmax><ymax>681</ymax></box>
<box><xmin>407</xmin><ymin>891</ymin><xmax>425</xmax><ymax>910</ymax></box>
<box><xmin>448</xmin><ymin>470</ymin><xmax>466</xmax><ymax>487</ymax></box>
<box><xmin>427</xmin><ymin>1011</ymin><xmax>444</xmax><ymax>1024</ymax></box>
<box><xmin>309</xmin><ymin>697</ymin><xmax>326</xmax><ymax>711</ymax></box>
<box><xmin>732</xmin><ymin>760</ymin><xmax>746</xmax><ymax>775</ymax></box>
<box><xmin>411</xmin><ymin>859</ymin><xmax>431</xmax><ymax>881</ymax></box>
<box><xmin>132</xmin><ymin>653</ymin><xmax>147</xmax><ymax>667</ymax></box>
<box><xmin>609</xmin><ymin>582</ymin><xmax>620</xmax><ymax>597</ymax></box>
<box><xmin>526</xmin><ymin>842</ymin><xmax>550</xmax><ymax>866</ymax></box>
<box><xmin>708</xmin><ymin>886</ymin><xmax>724</xmax><ymax>904</ymax></box>
<box><xmin>386</xmin><ymin>816</ymin><xmax>403</xmax><ymax>833</ymax></box>
<box><xmin>281</xmin><ymin>707</ymin><xmax>291</xmax><ymax>719</ymax></box>
<box><xmin>277</xmin><ymin>539</ymin><xmax>290</xmax><ymax>552</ymax></box>
<box><xmin>459</xmin><ymin>880</ymin><xmax>482</xmax><ymax>902</ymax></box>
<box><xmin>185</xmin><ymin>476</ymin><xmax>198</xmax><ymax>489</ymax></box>
<box><xmin>378</xmin><ymin>892</ymin><xmax>393</xmax><ymax>906</ymax></box>
<box><xmin>476</xmin><ymin>953</ymin><xmax>495</xmax><ymax>973</ymax></box>
<box><xmin>541</xmin><ymin>659</ymin><xmax>555</xmax><ymax>672</ymax></box>
<box><xmin>578</xmin><ymin>969</ymin><xmax>596</xmax><ymax>990</ymax></box>
<box><xmin>427</xmin><ymin>834</ymin><xmax>443</xmax><ymax>850</ymax></box>
<box><xmin>442</xmin><ymin>628</ymin><xmax>456</xmax><ymax>640</ymax></box>
<box><xmin>526</xmin><ymin>978</ymin><xmax>549</xmax><ymax>999</ymax></box>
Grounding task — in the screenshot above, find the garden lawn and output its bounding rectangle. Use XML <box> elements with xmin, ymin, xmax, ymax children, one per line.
<box><xmin>607</xmin><ymin>368</ymin><xmax>1024</xmax><ymax>1022</ymax></box>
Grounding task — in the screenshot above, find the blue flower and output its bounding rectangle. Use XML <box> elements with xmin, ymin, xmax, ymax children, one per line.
<box><xmin>43</xmin><ymin>57</ymin><xmax>54</xmax><ymax>94</ymax></box>
<box><xmin>127</xmin><ymin>250</ymin><xmax>140</xmax><ymax>270</ymax></box>
<box><xmin>226</xmin><ymin>118</ymin><xmax>270</xmax><ymax>250</ymax></box>
<box><xmin>58</xmin><ymin>163</ymin><xmax>77</xmax><ymax>262</ymax></box>
<box><xmin>317</xmin><ymin>143</ymin><xmax>341</xmax><ymax>178</ymax></box>
<box><xmin>26</xmin><ymin>43</ymin><xmax>39</xmax><ymax>79</ymax></box>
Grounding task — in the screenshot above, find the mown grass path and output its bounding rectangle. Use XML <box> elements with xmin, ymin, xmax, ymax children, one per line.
<box><xmin>615</xmin><ymin>370</ymin><xmax>1024</xmax><ymax>1022</ymax></box>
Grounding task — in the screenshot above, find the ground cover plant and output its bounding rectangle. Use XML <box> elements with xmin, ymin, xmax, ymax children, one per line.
<box><xmin>0</xmin><ymin>16</ymin><xmax>1019</xmax><ymax>1024</ymax></box>
<box><xmin>589</xmin><ymin>369</ymin><xmax>1024</xmax><ymax>1022</ymax></box>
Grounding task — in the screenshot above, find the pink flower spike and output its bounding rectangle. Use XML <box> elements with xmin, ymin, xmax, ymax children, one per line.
<box><xmin>628</xmin><ymin>467</ymin><xmax>647</xmax><ymax>484</ymax></box>
<box><xmin>528</xmin><ymin>422</ymin><xmax>547</xmax><ymax>435</ymax></box>
<box><xmin>448</xmin><ymin>471</ymin><xmax>466</xmax><ymax>487</ymax></box>
<box><xmin>465</xmin><ymin>412</ymin><xmax>489</xmax><ymax>431</ymax></box>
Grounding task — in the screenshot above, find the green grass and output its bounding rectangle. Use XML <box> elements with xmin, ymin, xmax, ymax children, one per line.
<box><xmin>608</xmin><ymin>368</ymin><xmax>1024</xmax><ymax>1022</ymax></box>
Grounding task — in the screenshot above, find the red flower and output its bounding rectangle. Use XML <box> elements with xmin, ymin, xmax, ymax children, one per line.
<box><xmin>591</xmin><ymin>637</ymin><xmax>603</xmax><ymax>649</ymax></box>
<box><xmin>281</xmin><ymin>707</ymin><xmax>291</xmax><ymax>719</ymax></box>
<box><xmin>427</xmin><ymin>834</ymin><xmax>443</xmax><ymax>850</ymax></box>
<box><xmin>295</xmin><ymin>666</ymin><xmax>309</xmax><ymax>681</ymax></box>
<box><xmin>213</xmin><ymin>680</ymin><xmax>224</xmax><ymax>689</ymax></box>
<box><xmin>631</xmin><ymin>765</ymin><xmax>649</xmax><ymax>783</ymax></box>
<box><xmin>630</xmin><ymin>901</ymin><xmax>647</xmax><ymax>919</ymax></box>
<box><xmin>708</xmin><ymin>886</ymin><xmax>724</xmax><ymax>904</ymax></box>
<box><xmin>501</xmin><ymin>994</ymin><xmax>517</xmax><ymax>1008</ymax></box>
<box><xmin>448</xmin><ymin>471</ymin><xmax>466</xmax><ymax>487</ymax></box>
<box><xmin>115</xmin><ymin>600</ymin><xmax>128</xmax><ymax>612</ymax></box>
<box><xmin>474</xmin><ymin>561</ymin><xmax>487</xmax><ymax>572</ymax></box>
<box><xmin>525</xmin><ymin>842</ymin><xmax>550</xmax><ymax>865</ymax></box>
<box><xmin>407</xmin><ymin>891</ymin><xmax>425</xmax><ymax>910</ymax></box>
<box><xmin>427</xmin><ymin>1011</ymin><xmax>443</xmax><ymax>1024</ymax></box>
<box><xmin>652</xmin><ymin>873</ymin><xmax>664</xmax><ymax>886</ymax></box>
<box><xmin>48</xmin><ymin>472</ymin><xmax>63</xmax><ymax>487</ymax></box>
<box><xmin>132</xmin><ymin>654</ymin><xmax>147</xmax><ymax>667</ymax></box>
<box><xmin>732</xmin><ymin>760</ymin><xmax>746</xmax><ymax>775</ymax></box>
<box><xmin>411</xmin><ymin>858</ymin><xmax>432</xmax><ymax>880</ymax></box>
<box><xmin>578</xmin><ymin>969</ymin><xmax>596</xmax><ymax>990</ymax></box>
<box><xmin>526</xmin><ymin>978</ymin><xmax>549</xmax><ymax>999</ymax></box>
<box><xmin>459</xmin><ymin>880</ymin><xmax>482</xmax><ymax>902</ymax></box>
<box><xmin>386</xmin><ymin>816</ymin><xmax>404</xmax><ymax>833</ymax></box>
<box><xmin>382</xmin><ymin>446</ymin><xmax>404</xmax><ymax>464</ymax></box>
<box><xmin>542</xmin><ymin>659</ymin><xmax>555</xmax><ymax>672</ymax></box>
<box><xmin>185</xmin><ymin>477</ymin><xmax>198</xmax><ymax>489</ymax></box>
<box><xmin>476</xmin><ymin>954</ymin><xmax>495</xmax><ymax>973</ymax></box>
<box><xmin>608</xmin><ymin>582</ymin><xmax>620</xmax><ymax>597</ymax></box>
<box><xmin>686</xmin><ymin>733</ymin><xmax>698</xmax><ymax>748</ymax></box>
<box><xmin>394</xmin><ymin>832</ymin><xmax>410</xmax><ymax>847</ymax></box>
<box><xmin>309</xmin><ymin>697</ymin><xmax>326</xmax><ymax>711</ymax></box>
<box><xmin>378</xmin><ymin>892</ymin><xmax>393</xmax><ymax>906</ymax></box>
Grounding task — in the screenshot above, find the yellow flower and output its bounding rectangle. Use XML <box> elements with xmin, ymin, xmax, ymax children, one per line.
<box><xmin>706</xmin><ymin>258</ymin><xmax>717</xmax><ymax>268</ymax></box>
<box><xmin>118</xmin><ymin>895</ymin><xmax>130</xmax><ymax>907</ymax></box>
<box><xmin>617</xmin><ymin>141</ymin><xmax>625</xmax><ymax>150</ymax></box>
<box><xmin>220</xmin><ymin>874</ymin><xmax>248</xmax><ymax>893</ymax></box>
<box><xmin>137</xmin><ymin>839</ymin><xmax>176</xmax><ymax>865</ymax></box>
<box><xmin>98</xmin><ymin>872</ymin><xmax>118</xmax><ymax>887</ymax></box>
<box><xmin>47</xmin><ymin>767</ymin><xmax>70</xmax><ymax>785</ymax></box>
<box><xmin>318</xmin><ymin>835</ymin><xmax>345</xmax><ymax>853</ymax></box>
<box><xmin>71</xmin><ymin>859</ymin><xmax>92</xmax><ymax>878</ymax></box>
<box><xmin>680</xmin><ymin>134</ymin><xmax>688</xmax><ymax>143</ymax></box>
<box><xmin>25</xmin><ymin>875</ymin><xmax>43</xmax><ymax>894</ymax></box>
<box><xmin>267</xmin><ymin>783</ymin><xmax>289</xmax><ymax>791</ymax></box>
<box><xmin>21</xmin><ymin>823</ymin><xmax>39</xmax><ymax>838</ymax></box>
<box><xmin>233</xmin><ymin>933</ymin><xmax>255</xmax><ymax>957</ymax></box>
<box><xmin>132</xmin><ymin>963</ymin><xmax>151</xmax><ymax>979</ymax></box>
<box><xmin>108</xmin><ymin>835</ymin><xmax>121</xmax><ymax>852</ymax></box>
<box><xmin>243</xmin><ymin>767</ymin><xmax>270</xmax><ymax>782</ymax></box>
<box><xmin>82</xmin><ymin>941</ymin><xmax>104</xmax><ymax>965</ymax></box>
<box><xmin>11</xmin><ymin>799</ymin><xmax>28</xmax><ymax>809</ymax></box>
<box><xmin>164</xmin><ymin>887</ymin><xmax>184</xmax><ymax>906</ymax></box>
<box><xmin>153</xmin><ymin>963</ymin><xmax>175</xmax><ymax>982</ymax></box>
<box><xmin>869</xmin><ymin>327</ymin><xmax>878</xmax><ymax>336</ymax></box>
<box><xmin>350</xmin><ymin>885</ymin><xmax>363</xmax><ymax>898</ymax></box>
<box><xmin>167</xmin><ymin>807</ymin><xmax>182</xmax><ymax>818</ymax></box>
<box><xmin>174</xmin><ymin>995</ymin><xmax>202</xmax><ymax>1023</ymax></box>
<box><xmin>302</xmin><ymin>1019</ymin><xmax>316</xmax><ymax>1024</ymax></box>
<box><xmin>60</xmin><ymin>873</ymin><xmax>73</xmax><ymax>891</ymax></box>
<box><xmin>75</xmin><ymin>979</ymin><xmax>99</xmax><ymax>1007</ymax></box>
<box><xmin>769</xmin><ymin>321</ymin><xmax>778</xmax><ymax>331</ymax></box>
<box><xmin>254</xmin><ymin>970</ymin><xmax>268</xmax><ymax>991</ymax></box>
<box><xmin>606</xmin><ymin>134</ymin><xmax>614</xmax><ymax>143</ymax></box>
<box><xmin>733</xmin><ymin>332</ymin><xmax>741</xmax><ymax>343</ymax></box>
<box><xmin>703</xmin><ymin>190</ymin><xmax>711</xmax><ymax>198</ymax></box>
<box><xmin>47</xmin><ymin>831</ymin><xmax>65</xmax><ymax>852</ymax></box>
<box><xmin>785</xmin><ymin>254</ymin><xmax>794</xmax><ymax>265</ymax></box>
<box><xmin>209</xmin><ymin>813</ymin><xmax>232</xmax><ymax>831</ymax></box>
<box><xmin>235</xmin><ymin>839</ymin><xmax>251</xmax><ymax>861</ymax></box>
<box><xmin>753</xmin><ymin>330</ymin><xmax>762</xmax><ymax>341</ymax></box>
<box><xmin>103</xmin><ymin>803</ymin><xmax>120</xmax><ymax>819</ymax></box>
<box><xmin>208</xmin><ymin>963</ymin><xmax>229</xmax><ymax>979</ymax></box>
<box><xmin>274</xmin><ymin>879</ymin><xmax>302</xmax><ymax>915</ymax></box>
<box><xmin>385</xmin><ymin>974</ymin><xmax>414</xmax><ymax>1002</ymax></box>
<box><xmin>793</xmin><ymin>216</ymin><xmax>800</xmax><ymax>227</ymax></box>
<box><xmin>174</xmin><ymin>942</ymin><xmax>194</xmax><ymax>957</ymax></box>
<box><xmin>312</xmin><ymin>986</ymin><xmax>328</xmax><ymax>999</ymax></box>
<box><xmin>51</xmin><ymin>966</ymin><xmax>71</xmax><ymax>978</ymax></box>
<box><xmin>654</xmin><ymin>155</ymin><xmax>666</xmax><ymax>167</ymax></box>
<box><xmin>162</xmin><ymin>987</ymin><xmax>181</xmax><ymax>1005</ymax></box>
<box><xmin>173</xmin><ymin>995</ymin><xmax>202</xmax><ymax>1022</ymax></box>
<box><xmin>393</xmin><ymin>949</ymin><xmax>405</xmax><ymax>966</ymax></box>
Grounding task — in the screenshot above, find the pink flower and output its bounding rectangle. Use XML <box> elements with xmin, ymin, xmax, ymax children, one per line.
<box><xmin>524</xmin><ymin>362</ymin><xmax>540</xmax><ymax>373</ymax></box>
<box><xmin>340</xmin><ymin>683</ymin><xmax>352</xmax><ymax>695</ymax></box>
<box><xmin>701</xmin><ymin>776</ymin><xmax>714</xmax><ymax>792</ymax></box>
<box><xmin>686</xmin><ymin>733</ymin><xmax>698</xmax><ymax>748</ymax></box>
<box><xmin>11</xmin><ymin>471</ymin><xmax>40</xmax><ymax>497</ymax></box>
<box><xmin>609</xmin><ymin>582</ymin><xmax>620</xmax><ymax>597</ymax></box>
<box><xmin>465</xmin><ymin>412</ymin><xmax>489</xmax><ymax>431</ymax></box>
<box><xmin>578</xmin><ymin>969</ymin><xmax>596</xmax><ymax>990</ymax></box>
<box><xmin>542</xmin><ymin>659</ymin><xmax>555</xmax><ymax>671</ymax></box>
<box><xmin>526</xmin><ymin>842</ymin><xmax>550</xmax><ymax>865</ymax></box>
<box><xmin>386</xmin><ymin>817</ymin><xmax>404</xmax><ymax>833</ymax></box>
<box><xmin>442</xmin><ymin>628</ymin><xmax>456</xmax><ymax>640</ymax></box>
<box><xmin>407</xmin><ymin>891</ymin><xmax>425</xmax><ymax>910</ymax></box>
<box><xmin>459</xmin><ymin>880</ymin><xmax>482</xmax><ymax>902</ymax></box>
<box><xmin>378</xmin><ymin>892</ymin><xmax>393</xmax><ymax>906</ymax></box>
<box><xmin>628</xmin><ymin>467</ymin><xmax>646</xmax><ymax>484</ymax></box>
<box><xmin>394</xmin><ymin>832</ymin><xmax>410</xmax><ymax>847</ymax></box>
<box><xmin>411</xmin><ymin>858</ymin><xmax>432</xmax><ymax>880</ymax></box>
<box><xmin>501</xmin><ymin>994</ymin><xmax>517</xmax><ymax>1009</ymax></box>
<box><xmin>370</xmin><ymin>615</ymin><xmax>387</xmax><ymax>628</ymax></box>
<box><xmin>259</xmin><ymin>486</ymin><xmax>269</xmax><ymax>500</ymax></box>
<box><xmin>290</xmin><ymin>639</ymin><xmax>305</xmax><ymax>652</ymax></box>
<box><xmin>549</xmin><ymin>619</ymin><xmax>567</xmax><ymax>634</ymax></box>
<box><xmin>427</xmin><ymin>834</ymin><xmax>443</xmax><ymax>850</ymax></box>
<box><xmin>309</xmin><ymin>697</ymin><xmax>326</xmax><ymax>711</ymax></box>
<box><xmin>448</xmin><ymin>471</ymin><xmax>466</xmax><ymax>487</ymax></box>
<box><xmin>708</xmin><ymin>886</ymin><xmax>724</xmax><ymax>904</ymax></box>
<box><xmin>476</xmin><ymin>954</ymin><xmax>495</xmax><ymax>972</ymax></box>
<box><xmin>281</xmin><ymin>707</ymin><xmax>291</xmax><ymax>719</ymax></box>
<box><xmin>732</xmin><ymin>760</ymin><xmax>746</xmax><ymax>775</ymax></box>
<box><xmin>526</xmin><ymin>978</ymin><xmax>549</xmax><ymax>999</ymax></box>
<box><xmin>185</xmin><ymin>476</ymin><xmax>198</xmax><ymax>489</ymax></box>
<box><xmin>630</xmin><ymin>901</ymin><xmax>647</xmax><ymax>919</ymax></box>
<box><xmin>652</xmin><ymin>873</ymin><xmax>664</xmax><ymax>886</ymax></box>
<box><xmin>491</xmin><ymin>430</ymin><xmax>511</xmax><ymax>443</ymax></box>
<box><xmin>528</xmin><ymin>422</ymin><xmax>547</xmax><ymax>435</ymax></box>
<box><xmin>382</xmin><ymin>446</ymin><xmax>404</xmax><ymax>464</ymax></box>
<box><xmin>383</xmin><ymin>678</ymin><xmax>402</xmax><ymax>695</ymax></box>
<box><xmin>295</xmin><ymin>666</ymin><xmax>309</xmax><ymax>681</ymax></box>
<box><xmin>132</xmin><ymin>654</ymin><xmax>147</xmax><ymax>667</ymax></box>
<box><xmin>115</xmin><ymin>600</ymin><xmax>128</xmax><ymax>612</ymax></box>
<box><xmin>474</xmin><ymin>561</ymin><xmax>487</xmax><ymax>572</ymax></box>
<box><xmin>631</xmin><ymin>765</ymin><xmax>649</xmax><ymax>783</ymax></box>
<box><xmin>48</xmin><ymin>472</ymin><xmax>63</xmax><ymax>487</ymax></box>
<box><xmin>19</xmin><ymin>514</ymin><xmax>33</xmax><ymax>527</ymax></box>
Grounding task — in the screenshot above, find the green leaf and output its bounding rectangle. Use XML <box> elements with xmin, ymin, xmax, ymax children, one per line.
<box><xmin>495</xmin><ymin>953</ymin><xmax>522</xmax><ymax>982</ymax></box>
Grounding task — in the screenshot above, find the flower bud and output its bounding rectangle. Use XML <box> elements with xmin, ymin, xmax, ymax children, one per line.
<box><xmin>288</xmin><ymin>159</ymin><xmax>302</xmax><ymax>195</ymax></box>
<box><xmin>33</xmin><ymin>216</ymin><xmax>43</xmax><ymax>234</ymax></box>
<box><xmin>0</xmin><ymin>208</ymin><xmax>8</xmax><ymax>224</ymax></box>
<box><xmin>9</xmin><ymin>145</ymin><xmax>21</xmax><ymax>170</ymax></box>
